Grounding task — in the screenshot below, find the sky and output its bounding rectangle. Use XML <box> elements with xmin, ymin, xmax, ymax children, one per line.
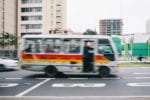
<box><xmin>67</xmin><ymin>0</ymin><xmax>150</xmax><ymax>34</ymax></box>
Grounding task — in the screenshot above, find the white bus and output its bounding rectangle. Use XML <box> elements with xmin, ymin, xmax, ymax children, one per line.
<box><xmin>19</xmin><ymin>35</ymin><xmax>119</xmax><ymax>77</ymax></box>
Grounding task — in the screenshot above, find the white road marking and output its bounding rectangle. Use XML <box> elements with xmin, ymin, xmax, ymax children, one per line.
<box><xmin>24</xmin><ymin>83</ymin><xmax>31</xmax><ymax>85</ymax></box>
<box><xmin>35</xmin><ymin>78</ymin><xmax>55</xmax><ymax>80</ymax></box>
<box><xmin>135</xmin><ymin>77</ymin><xmax>150</xmax><ymax>79</ymax></box>
<box><xmin>140</xmin><ymin>67</ymin><xmax>150</xmax><ymax>69</ymax></box>
<box><xmin>52</xmin><ymin>83</ymin><xmax>106</xmax><ymax>87</ymax></box>
<box><xmin>127</xmin><ymin>82</ymin><xmax>150</xmax><ymax>86</ymax></box>
<box><xmin>68</xmin><ymin>78</ymin><xmax>88</xmax><ymax>80</ymax></box>
<box><xmin>134</xmin><ymin>72</ymin><xmax>150</xmax><ymax>75</ymax></box>
<box><xmin>16</xmin><ymin>78</ymin><xmax>51</xmax><ymax>97</ymax></box>
<box><xmin>5</xmin><ymin>78</ymin><xmax>22</xmax><ymax>80</ymax></box>
<box><xmin>101</xmin><ymin>77</ymin><xmax>120</xmax><ymax>80</ymax></box>
<box><xmin>68</xmin><ymin>77</ymin><xmax>120</xmax><ymax>80</ymax></box>
<box><xmin>0</xmin><ymin>83</ymin><xmax>18</xmax><ymax>87</ymax></box>
<box><xmin>121</xmin><ymin>67</ymin><xmax>150</xmax><ymax>70</ymax></box>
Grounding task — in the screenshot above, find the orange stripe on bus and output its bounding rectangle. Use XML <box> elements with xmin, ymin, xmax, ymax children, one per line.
<box><xmin>21</xmin><ymin>51</ymin><xmax>109</xmax><ymax>63</ymax></box>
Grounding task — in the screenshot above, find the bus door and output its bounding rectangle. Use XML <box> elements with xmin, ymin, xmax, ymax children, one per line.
<box><xmin>82</xmin><ymin>40</ymin><xmax>96</xmax><ymax>72</ymax></box>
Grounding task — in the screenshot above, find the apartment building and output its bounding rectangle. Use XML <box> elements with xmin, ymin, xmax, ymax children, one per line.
<box><xmin>18</xmin><ymin>0</ymin><xmax>67</xmax><ymax>37</ymax></box>
<box><xmin>99</xmin><ymin>19</ymin><xmax>123</xmax><ymax>35</ymax></box>
<box><xmin>0</xmin><ymin>0</ymin><xmax>17</xmax><ymax>34</ymax></box>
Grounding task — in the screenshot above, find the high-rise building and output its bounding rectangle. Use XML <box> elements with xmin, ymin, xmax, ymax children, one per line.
<box><xmin>18</xmin><ymin>0</ymin><xmax>67</xmax><ymax>37</ymax></box>
<box><xmin>146</xmin><ymin>19</ymin><xmax>150</xmax><ymax>34</ymax></box>
<box><xmin>99</xmin><ymin>19</ymin><xmax>123</xmax><ymax>35</ymax></box>
<box><xmin>0</xmin><ymin>0</ymin><xmax>17</xmax><ymax>34</ymax></box>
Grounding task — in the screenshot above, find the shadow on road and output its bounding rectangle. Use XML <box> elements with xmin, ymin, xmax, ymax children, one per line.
<box><xmin>24</xmin><ymin>72</ymin><xmax>119</xmax><ymax>79</ymax></box>
<box><xmin>0</xmin><ymin>68</ymin><xmax>18</xmax><ymax>72</ymax></box>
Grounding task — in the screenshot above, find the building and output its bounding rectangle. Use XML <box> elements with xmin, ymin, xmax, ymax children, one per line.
<box><xmin>0</xmin><ymin>0</ymin><xmax>17</xmax><ymax>35</ymax></box>
<box><xmin>0</xmin><ymin>0</ymin><xmax>18</xmax><ymax>57</ymax></box>
<box><xmin>146</xmin><ymin>19</ymin><xmax>150</xmax><ymax>34</ymax></box>
<box><xmin>99</xmin><ymin>19</ymin><xmax>123</xmax><ymax>35</ymax></box>
<box><xmin>0</xmin><ymin>0</ymin><xmax>67</xmax><ymax>57</ymax></box>
<box><xmin>18</xmin><ymin>0</ymin><xmax>67</xmax><ymax>37</ymax></box>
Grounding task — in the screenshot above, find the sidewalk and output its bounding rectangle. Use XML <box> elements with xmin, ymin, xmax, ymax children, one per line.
<box><xmin>118</xmin><ymin>57</ymin><xmax>150</xmax><ymax>67</ymax></box>
<box><xmin>118</xmin><ymin>61</ymin><xmax>150</xmax><ymax>67</ymax></box>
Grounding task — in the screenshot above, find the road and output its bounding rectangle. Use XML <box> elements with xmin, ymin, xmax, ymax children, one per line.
<box><xmin>0</xmin><ymin>66</ymin><xmax>150</xmax><ymax>99</ymax></box>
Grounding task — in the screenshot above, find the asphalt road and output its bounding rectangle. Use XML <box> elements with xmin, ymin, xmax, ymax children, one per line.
<box><xmin>0</xmin><ymin>66</ymin><xmax>150</xmax><ymax>99</ymax></box>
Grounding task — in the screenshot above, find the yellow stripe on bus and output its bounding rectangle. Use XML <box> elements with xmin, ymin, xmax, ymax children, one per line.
<box><xmin>21</xmin><ymin>59</ymin><xmax>110</xmax><ymax>63</ymax></box>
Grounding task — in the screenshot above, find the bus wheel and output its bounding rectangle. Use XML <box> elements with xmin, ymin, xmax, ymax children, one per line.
<box><xmin>98</xmin><ymin>66</ymin><xmax>110</xmax><ymax>77</ymax></box>
<box><xmin>44</xmin><ymin>66</ymin><xmax>58</xmax><ymax>77</ymax></box>
<box><xmin>0</xmin><ymin>64</ymin><xmax>5</xmax><ymax>71</ymax></box>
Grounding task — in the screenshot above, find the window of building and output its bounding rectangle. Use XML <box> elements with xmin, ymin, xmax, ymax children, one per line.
<box><xmin>22</xmin><ymin>0</ymin><xmax>42</xmax><ymax>4</ymax></box>
<box><xmin>21</xmin><ymin>32</ymin><xmax>42</xmax><ymax>36</ymax></box>
<box><xmin>21</xmin><ymin>24</ymin><xmax>42</xmax><ymax>29</ymax></box>
<box><xmin>56</xmin><ymin>10</ymin><xmax>61</xmax><ymax>12</ymax></box>
<box><xmin>56</xmin><ymin>4</ymin><xmax>61</xmax><ymax>6</ymax></box>
<box><xmin>21</xmin><ymin>16</ymin><xmax>42</xmax><ymax>21</ymax></box>
<box><xmin>21</xmin><ymin>7</ymin><xmax>42</xmax><ymax>12</ymax></box>
<box><xmin>56</xmin><ymin>22</ymin><xmax>61</xmax><ymax>27</ymax></box>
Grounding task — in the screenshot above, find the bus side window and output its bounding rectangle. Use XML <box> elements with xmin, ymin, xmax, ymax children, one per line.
<box><xmin>97</xmin><ymin>39</ymin><xmax>115</xmax><ymax>61</ymax></box>
<box><xmin>53</xmin><ymin>46</ymin><xmax>61</xmax><ymax>53</ymax></box>
<box><xmin>24</xmin><ymin>38</ymin><xmax>43</xmax><ymax>53</ymax></box>
<box><xmin>45</xmin><ymin>44</ymin><xmax>54</xmax><ymax>53</ymax></box>
<box><xmin>98</xmin><ymin>46</ymin><xmax>104</xmax><ymax>54</ymax></box>
<box><xmin>35</xmin><ymin>43</ymin><xmax>40</xmax><ymax>53</ymax></box>
<box><xmin>69</xmin><ymin>45</ymin><xmax>80</xmax><ymax>53</ymax></box>
<box><xmin>25</xmin><ymin>44</ymin><xmax>32</xmax><ymax>53</ymax></box>
<box><xmin>44</xmin><ymin>38</ymin><xmax>62</xmax><ymax>53</ymax></box>
<box><xmin>69</xmin><ymin>39</ymin><xmax>81</xmax><ymax>54</ymax></box>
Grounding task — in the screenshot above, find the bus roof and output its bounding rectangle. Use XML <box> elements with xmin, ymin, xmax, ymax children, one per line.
<box><xmin>22</xmin><ymin>34</ymin><xmax>111</xmax><ymax>39</ymax></box>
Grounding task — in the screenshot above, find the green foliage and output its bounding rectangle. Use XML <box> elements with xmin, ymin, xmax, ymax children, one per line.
<box><xmin>83</xmin><ymin>29</ymin><xmax>97</xmax><ymax>35</ymax></box>
<box><xmin>0</xmin><ymin>32</ymin><xmax>17</xmax><ymax>48</ymax></box>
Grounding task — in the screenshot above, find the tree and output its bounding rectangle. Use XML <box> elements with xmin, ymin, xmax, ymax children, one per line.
<box><xmin>0</xmin><ymin>32</ymin><xmax>17</xmax><ymax>48</ymax></box>
<box><xmin>83</xmin><ymin>29</ymin><xmax>97</xmax><ymax>35</ymax></box>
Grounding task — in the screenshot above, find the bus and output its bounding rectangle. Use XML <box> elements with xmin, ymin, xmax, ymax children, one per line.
<box><xmin>19</xmin><ymin>34</ymin><xmax>119</xmax><ymax>77</ymax></box>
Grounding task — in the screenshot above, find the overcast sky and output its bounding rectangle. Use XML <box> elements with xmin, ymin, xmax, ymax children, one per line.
<box><xmin>67</xmin><ymin>0</ymin><xmax>150</xmax><ymax>34</ymax></box>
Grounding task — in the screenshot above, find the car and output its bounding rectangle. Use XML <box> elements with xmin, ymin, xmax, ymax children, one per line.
<box><xmin>0</xmin><ymin>58</ymin><xmax>19</xmax><ymax>71</ymax></box>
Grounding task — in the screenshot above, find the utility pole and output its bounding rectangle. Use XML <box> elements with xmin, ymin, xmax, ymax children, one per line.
<box><xmin>2</xmin><ymin>0</ymin><xmax>5</xmax><ymax>49</ymax></box>
<box><xmin>123</xmin><ymin>38</ymin><xmax>126</xmax><ymax>61</ymax></box>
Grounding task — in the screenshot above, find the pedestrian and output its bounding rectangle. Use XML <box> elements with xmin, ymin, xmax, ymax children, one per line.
<box><xmin>83</xmin><ymin>41</ymin><xmax>94</xmax><ymax>72</ymax></box>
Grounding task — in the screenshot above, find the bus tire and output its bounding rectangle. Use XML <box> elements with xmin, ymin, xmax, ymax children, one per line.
<box><xmin>44</xmin><ymin>66</ymin><xmax>58</xmax><ymax>77</ymax></box>
<box><xmin>0</xmin><ymin>64</ymin><xmax>5</xmax><ymax>71</ymax></box>
<box><xmin>98</xmin><ymin>66</ymin><xmax>110</xmax><ymax>77</ymax></box>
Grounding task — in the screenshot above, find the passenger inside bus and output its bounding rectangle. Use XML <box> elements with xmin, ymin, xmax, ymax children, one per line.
<box><xmin>45</xmin><ymin>44</ymin><xmax>54</xmax><ymax>53</ymax></box>
<box><xmin>25</xmin><ymin>44</ymin><xmax>32</xmax><ymax>53</ymax></box>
